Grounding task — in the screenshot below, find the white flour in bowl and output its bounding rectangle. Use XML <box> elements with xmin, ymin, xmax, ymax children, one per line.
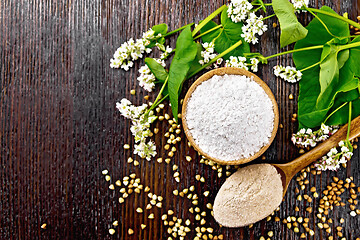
<box><xmin>185</xmin><ymin>74</ymin><xmax>274</xmax><ymax>161</ymax></box>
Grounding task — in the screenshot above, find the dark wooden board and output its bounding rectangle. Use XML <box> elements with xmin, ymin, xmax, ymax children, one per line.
<box><xmin>1</xmin><ymin>0</ymin><xmax>360</xmax><ymax>239</ymax></box>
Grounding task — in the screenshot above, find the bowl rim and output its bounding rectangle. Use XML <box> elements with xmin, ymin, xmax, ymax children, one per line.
<box><xmin>181</xmin><ymin>67</ymin><xmax>279</xmax><ymax>165</ymax></box>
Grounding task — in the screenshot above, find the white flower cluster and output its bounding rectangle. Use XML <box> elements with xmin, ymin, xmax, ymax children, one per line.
<box><xmin>225</xmin><ymin>56</ymin><xmax>248</xmax><ymax>70</ymax></box>
<box><xmin>249</xmin><ymin>57</ymin><xmax>260</xmax><ymax>72</ymax></box>
<box><xmin>213</xmin><ymin>58</ymin><xmax>224</xmax><ymax>68</ymax></box>
<box><xmin>137</xmin><ymin>59</ymin><xmax>166</xmax><ymax>92</ymax></box>
<box><xmin>199</xmin><ymin>42</ymin><xmax>217</xmax><ymax>66</ymax></box>
<box><xmin>224</xmin><ymin>56</ymin><xmax>260</xmax><ymax>72</ymax></box>
<box><xmin>116</xmin><ymin>99</ymin><xmax>157</xmax><ymax>160</ymax></box>
<box><xmin>110</xmin><ymin>29</ymin><xmax>157</xmax><ymax>70</ymax></box>
<box><xmin>314</xmin><ymin>141</ymin><xmax>353</xmax><ymax>171</ymax></box>
<box><xmin>241</xmin><ymin>13</ymin><xmax>268</xmax><ymax>45</ymax></box>
<box><xmin>292</xmin><ymin>123</ymin><xmax>339</xmax><ymax>148</ymax></box>
<box><xmin>273</xmin><ymin>65</ymin><xmax>302</xmax><ymax>83</ymax></box>
<box><xmin>291</xmin><ymin>0</ymin><xmax>309</xmax><ymax>9</ymax></box>
<box><xmin>227</xmin><ymin>0</ymin><xmax>253</xmax><ymax>23</ymax></box>
<box><xmin>160</xmin><ymin>45</ymin><xmax>173</xmax><ymax>60</ymax></box>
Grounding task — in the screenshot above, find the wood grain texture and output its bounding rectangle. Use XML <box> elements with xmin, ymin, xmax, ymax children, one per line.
<box><xmin>0</xmin><ymin>0</ymin><xmax>359</xmax><ymax>239</ymax></box>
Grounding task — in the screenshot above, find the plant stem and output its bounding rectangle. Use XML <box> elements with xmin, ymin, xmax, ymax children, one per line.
<box><xmin>347</xmin><ymin>101</ymin><xmax>352</xmax><ymax>141</ymax></box>
<box><xmin>147</xmin><ymin>76</ymin><xmax>169</xmax><ymax>113</ymax></box>
<box><xmin>305</xmin><ymin>7</ymin><xmax>338</xmax><ymax>38</ymax></box>
<box><xmin>264</xmin><ymin>45</ymin><xmax>324</xmax><ymax>60</ymax></box>
<box><xmin>192</xmin><ymin>5</ymin><xmax>227</xmax><ymax>37</ymax></box>
<box><xmin>339</xmin><ymin>40</ymin><xmax>360</xmax><ymax>50</ymax></box>
<box><xmin>194</xmin><ymin>25</ymin><xmax>223</xmax><ymax>40</ymax></box>
<box><xmin>163</xmin><ymin>23</ymin><xmax>195</xmax><ymax>38</ymax></box>
<box><xmin>253</xmin><ymin>6</ymin><xmax>263</xmax><ymax>12</ymax></box>
<box><xmin>187</xmin><ymin>39</ymin><xmax>243</xmax><ymax>79</ymax></box>
<box><xmin>324</xmin><ymin>102</ymin><xmax>348</xmax><ymax>124</ymax></box>
<box><xmin>262</xmin><ymin>13</ymin><xmax>276</xmax><ymax>20</ymax></box>
<box><xmin>155</xmin><ymin>94</ymin><xmax>169</xmax><ymax>105</ymax></box>
<box><xmin>299</xmin><ymin>61</ymin><xmax>321</xmax><ymax>72</ymax></box>
<box><xmin>308</xmin><ymin>8</ymin><xmax>360</xmax><ymax>30</ymax></box>
<box><xmin>251</xmin><ymin>2</ymin><xmax>272</xmax><ymax>6</ymax></box>
<box><xmin>212</xmin><ymin>28</ymin><xmax>224</xmax><ymax>43</ymax></box>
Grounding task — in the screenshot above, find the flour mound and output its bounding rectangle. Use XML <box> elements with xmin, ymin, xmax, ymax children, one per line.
<box><xmin>185</xmin><ymin>74</ymin><xmax>275</xmax><ymax>161</ymax></box>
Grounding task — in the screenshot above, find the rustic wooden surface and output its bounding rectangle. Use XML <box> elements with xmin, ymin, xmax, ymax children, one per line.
<box><xmin>1</xmin><ymin>0</ymin><xmax>360</xmax><ymax>239</ymax></box>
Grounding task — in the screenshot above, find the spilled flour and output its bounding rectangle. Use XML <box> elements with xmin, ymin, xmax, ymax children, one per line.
<box><xmin>185</xmin><ymin>74</ymin><xmax>274</xmax><ymax>161</ymax></box>
<box><xmin>213</xmin><ymin>164</ymin><xmax>283</xmax><ymax>227</ymax></box>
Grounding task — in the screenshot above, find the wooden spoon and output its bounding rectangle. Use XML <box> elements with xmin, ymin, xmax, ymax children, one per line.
<box><xmin>273</xmin><ymin>115</ymin><xmax>360</xmax><ymax>197</ymax></box>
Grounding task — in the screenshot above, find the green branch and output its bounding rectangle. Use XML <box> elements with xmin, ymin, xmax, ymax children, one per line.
<box><xmin>147</xmin><ymin>76</ymin><xmax>169</xmax><ymax>114</ymax></box>
<box><xmin>308</xmin><ymin>8</ymin><xmax>360</xmax><ymax>29</ymax></box>
<box><xmin>192</xmin><ymin>5</ymin><xmax>227</xmax><ymax>37</ymax></box>
<box><xmin>264</xmin><ymin>45</ymin><xmax>324</xmax><ymax>60</ymax></box>
<box><xmin>305</xmin><ymin>7</ymin><xmax>338</xmax><ymax>38</ymax></box>
<box><xmin>299</xmin><ymin>61</ymin><xmax>321</xmax><ymax>72</ymax></box>
<box><xmin>194</xmin><ymin>25</ymin><xmax>223</xmax><ymax>40</ymax></box>
<box><xmin>339</xmin><ymin>40</ymin><xmax>360</xmax><ymax>51</ymax></box>
<box><xmin>347</xmin><ymin>101</ymin><xmax>352</xmax><ymax>141</ymax></box>
<box><xmin>163</xmin><ymin>23</ymin><xmax>194</xmax><ymax>38</ymax></box>
<box><xmin>262</xmin><ymin>13</ymin><xmax>276</xmax><ymax>20</ymax></box>
<box><xmin>324</xmin><ymin>102</ymin><xmax>348</xmax><ymax>124</ymax></box>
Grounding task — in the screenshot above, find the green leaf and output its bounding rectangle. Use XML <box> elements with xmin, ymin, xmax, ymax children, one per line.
<box><xmin>327</xmin><ymin>98</ymin><xmax>360</xmax><ymax>125</ymax></box>
<box><xmin>168</xmin><ymin>26</ymin><xmax>198</xmax><ymax>121</ymax></box>
<box><xmin>200</xmin><ymin>7</ymin><xmax>250</xmax><ymax>59</ymax></box>
<box><xmin>335</xmin><ymin>86</ymin><xmax>360</xmax><ymax>104</ymax></box>
<box><xmin>293</xmin><ymin>6</ymin><xmax>354</xmax><ymax>128</ymax></box>
<box><xmin>152</xmin><ymin>23</ymin><xmax>168</xmax><ymax>35</ymax></box>
<box><xmin>146</xmin><ymin>23</ymin><xmax>169</xmax><ymax>48</ymax></box>
<box><xmin>272</xmin><ymin>0</ymin><xmax>308</xmax><ymax>47</ymax></box>
<box><xmin>187</xmin><ymin>42</ymin><xmax>203</xmax><ymax>78</ymax></box>
<box><xmin>316</xmin><ymin>38</ymin><xmax>350</xmax><ymax>109</ymax></box>
<box><xmin>145</xmin><ymin>58</ymin><xmax>168</xmax><ymax>83</ymax></box>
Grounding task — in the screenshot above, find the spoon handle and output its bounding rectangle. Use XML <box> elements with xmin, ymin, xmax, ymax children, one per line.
<box><xmin>279</xmin><ymin>115</ymin><xmax>360</xmax><ymax>178</ymax></box>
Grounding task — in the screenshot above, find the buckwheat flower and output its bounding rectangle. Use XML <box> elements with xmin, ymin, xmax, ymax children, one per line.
<box><xmin>327</xmin><ymin>148</ymin><xmax>338</xmax><ymax>157</ymax></box>
<box><xmin>273</xmin><ymin>65</ymin><xmax>302</xmax><ymax>83</ymax></box>
<box><xmin>213</xmin><ymin>58</ymin><xmax>223</xmax><ymax>68</ymax></box>
<box><xmin>250</xmin><ymin>58</ymin><xmax>259</xmax><ymax>72</ymax></box>
<box><xmin>199</xmin><ymin>42</ymin><xmax>217</xmax><ymax>66</ymax></box>
<box><xmin>321</xmin><ymin>123</ymin><xmax>330</xmax><ymax>134</ymax></box>
<box><xmin>292</xmin><ymin>124</ymin><xmax>339</xmax><ymax>148</ymax></box>
<box><xmin>225</xmin><ymin>56</ymin><xmax>248</xmax><ymax>70</ymax></box>
<box><xmin>160</xmin><ymin>46</ymin><xmax>173</xmax><ymax>60</ymax></box>
<box><xmin>314</xmin><ymin>140</ymin><xmax>353</xmax><ymax>171</ymax></box>
<box><xmin>134</xmin><ymin>140</ymin><xmax>156</xmax><ymax>161</ymax></box>
<box><xmin>227</xmin><ymin>0</ymin><xmax>253</xmax><ymax>23</ymax></box>
<box><xmin>116</xmin><ymin>99</ymin><xmax>134</xmax><ymax>119</ymax></box>
<box><xmin>137</xmin><ymin>59</ymin><xmax>166</xmax><ymax>92</ymax></box>
<box><xmin>291</xmin><ymin>0</ymin><xmax>309</xmax><ymax>9</ymax></box>
<box><xmin>131</xmin><ymin>123</ymin><xmax>151</xmax><ymax>142</ymax></box>
<box><xmin>142</xmin><ymin>28</ymin><xmax>156</xmax><ymax>41</ymax></box>
<box><xmin>341</xmin><ymin>146</ymin><xmax>349</xmax><ymax>153</ymax></box>
<box><xmin>241</xmin><ymin>13</ymin><xmax>268</xmax><ymax>44</ymax></box>
<box><xmin>138</xmin><ymin>65</ymin><xmax>156</xmax><ymax>92</ymax></box>
<box><xmin>116</xmin><ymin>98</ymin><xmax>158</xmax><ymax>160</ymax></box>
<box><xmin>110</xmin><ymin>29</ymin><xmax>155</xmax><ymax>70</ymax></box>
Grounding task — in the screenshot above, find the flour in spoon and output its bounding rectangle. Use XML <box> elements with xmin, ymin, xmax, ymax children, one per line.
<box><xmin>185</xmin><ymin>74</ymin><xmax>274</xmax><ymax>161</ymax></box>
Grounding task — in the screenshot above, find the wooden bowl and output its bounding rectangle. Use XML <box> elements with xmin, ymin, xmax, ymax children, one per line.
<box><xmin>181</xmin><ymin>67</ymin><xmax>279</xmax><ymax>165</ymax></box>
